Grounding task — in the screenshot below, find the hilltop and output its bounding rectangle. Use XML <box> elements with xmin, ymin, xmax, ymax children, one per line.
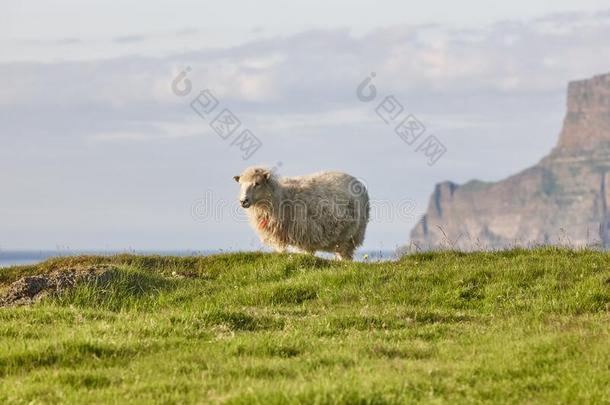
<box><xmin>0</xmin><ymin>250</ymin><xmax>609</xmax><ymax>403</ymax></box>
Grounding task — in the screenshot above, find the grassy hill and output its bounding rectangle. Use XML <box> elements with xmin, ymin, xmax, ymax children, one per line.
<box><xmin>0</xmin><ymin>249</ymin><xmax>609</xmax><ymax>404</ymax></box>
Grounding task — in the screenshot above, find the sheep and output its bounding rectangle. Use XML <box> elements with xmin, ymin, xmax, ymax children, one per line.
<box><xmin>233</xmin><ymin>166</ymin><xmax>369</xmax><ymax>260</ymax></box>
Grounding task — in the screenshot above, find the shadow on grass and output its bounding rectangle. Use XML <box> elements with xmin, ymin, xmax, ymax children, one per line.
<box><xmin>0</xmin><ymin>340</ymin><xmax>146</xmax><ymax>377</ymax></box>
<box><xmin>202</xmin><ymin>310</ymin><xmax>285</xmax><ymax>331</ymax></box>
<box><xmin>51</xmin><ymin>269</ymin><xmax>175</xmax><ymax>311</ymax></box>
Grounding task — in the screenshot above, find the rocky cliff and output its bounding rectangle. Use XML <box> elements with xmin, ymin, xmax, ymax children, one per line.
<box><xmin>410</xmin><ymin>72</ymin><xmax>610</xmax><ymax>250</ymax></box>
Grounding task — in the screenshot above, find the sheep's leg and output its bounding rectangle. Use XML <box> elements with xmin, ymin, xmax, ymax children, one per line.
<box><xmin>335</xmin><ymin>250</ymin><xmax>353</xmax><ymax>261</ymax></box>
<box><xmin>274</xmin><ymin>245</ymin><xmax>288</xmax><ymax>253</ymax></box>
<box><xmin>296</xmin><ymin>247</ymin><xmax>316</xmax><ymax>256</ymax></box>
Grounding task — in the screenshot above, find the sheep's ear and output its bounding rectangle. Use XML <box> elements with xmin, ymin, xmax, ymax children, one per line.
<box><xmin>233</xmin><ymin>175</ymin><xmax>240</xmax><ymax>183</ymax></box>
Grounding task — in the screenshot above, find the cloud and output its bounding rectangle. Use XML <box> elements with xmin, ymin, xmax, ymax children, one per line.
<box><xmin>174</xmin><ymin>28</ymin><xmax>199</xmax><ymax>36</ymax></box>
<box><xmin>88</xmin><ymin>131</ymin><xmax>153</xmax><ymax>142</ymax></box>
<box><xmin>4</xmin><ymin>11</ymin><xmax>610</xmax><ymax>111</ymax></box>
<box><xmin>86</xmin><ymin>119</ymin><xmax>210</xmax><ymax>142</ymax></box>
<box><xmin>56</xmin><ymin>38</ymin><xmax>82</xmax><ymax>45</ymax></box>
<box><xmin>3</xmin><ymin>10</ymin><xmax>610</xmax><ymax>148</ymax></box>
<box><xmin>114</xmin><ymin>35</ymin><xmax>147</xmax><ymax>44</ymax></box>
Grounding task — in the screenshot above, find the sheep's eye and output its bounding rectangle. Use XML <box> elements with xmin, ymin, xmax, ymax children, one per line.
<box><xmin>254</xmin><ymin>182</ymin><xmax>260</xmax><ymax>187</ymax></box>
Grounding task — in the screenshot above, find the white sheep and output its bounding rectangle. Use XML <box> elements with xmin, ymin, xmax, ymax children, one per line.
<box><xmin>234</xmin><ymin>167</ymin><xmax>369</xmax><ymax>260</ymax></box>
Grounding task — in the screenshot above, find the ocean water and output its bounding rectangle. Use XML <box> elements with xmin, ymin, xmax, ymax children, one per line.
<box><xmin>0</xmin><ymin>250</ymin><xmax>218</xmax><ymax>269</ymax></box>
<box><xmin>0</xmin><ymin>251</ymin><xmax>56</xmax><ymax>268</ymax></box>
<box><xmin>0</xmin><ymin>249</ymin><xmax>396</xmax><ymax>268</ymax></box>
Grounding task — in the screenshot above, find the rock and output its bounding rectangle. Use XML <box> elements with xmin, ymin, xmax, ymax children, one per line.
<box><xmin>0</xmin><ymin>265</ymin><xmax>116</xmax><ymax>307</ymax></box>
<box><xmin>410</xmin><ymin>72</ymin><xmax>610</xmax><ymax>250</ymax></box>
<box><xmin>2</xmin><ymin>276</ymin><xmax>49</xmax><ymax>305</ymax></box>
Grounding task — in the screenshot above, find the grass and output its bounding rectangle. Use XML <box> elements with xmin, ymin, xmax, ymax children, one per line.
<box><xmin>0</xmin><ymin>248</ymin><xmax>609</xmax><ymax>404</ymax></box>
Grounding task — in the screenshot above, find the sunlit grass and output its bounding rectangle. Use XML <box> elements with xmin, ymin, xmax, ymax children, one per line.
<box><xmin>0</xmin><ymin>248</ymin><xmax>609</xmax><ymax>403</ymax></box>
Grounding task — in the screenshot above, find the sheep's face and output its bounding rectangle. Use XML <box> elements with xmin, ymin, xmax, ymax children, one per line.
<box><xmin>233</xmin><ymin>168</ymin><xmax>273</xmax><ymax>209</ymax></box>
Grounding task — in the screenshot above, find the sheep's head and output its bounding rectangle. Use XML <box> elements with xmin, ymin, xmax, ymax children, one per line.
<box><xmin>233</xmin><ymin>167</ymin><xmax>274</xmax><ymax>209</ymax></box>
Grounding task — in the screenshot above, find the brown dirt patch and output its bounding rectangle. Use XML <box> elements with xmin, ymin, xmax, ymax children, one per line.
<box><xmin>0</xmin><ymin>265</ymin><xmax>116</xmax><ymax>307</ymax></box>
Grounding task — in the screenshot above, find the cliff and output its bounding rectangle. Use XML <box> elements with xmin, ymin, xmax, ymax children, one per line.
<box><xmin>410</xmin><ymin>72</ymin><xmax>610</xmax><ymax>250</ymax></box>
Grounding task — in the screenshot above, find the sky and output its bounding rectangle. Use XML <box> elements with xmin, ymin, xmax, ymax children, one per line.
<box><xmin>2</xmin><ymin>1</ymin><xmax>610</xmax><ymax>251</ymax></box>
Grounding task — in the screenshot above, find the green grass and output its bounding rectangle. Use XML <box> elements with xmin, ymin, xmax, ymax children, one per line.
<box><xmin>0</xmin><ymin>248</ymin><xmax>609</xmax><ymax>404</ymax></box>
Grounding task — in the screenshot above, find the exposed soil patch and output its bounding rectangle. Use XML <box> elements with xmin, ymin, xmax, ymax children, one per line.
<box><xmin>0</xmin><ymin>265</ymin><xmax>116</xmax><ymax>307</ymax></box>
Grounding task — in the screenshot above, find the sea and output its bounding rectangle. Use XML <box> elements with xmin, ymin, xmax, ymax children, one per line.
<box><xmin>0</xmin><ymin>249</ymin><xmax>397</xmax><ymax>268</ymax></box>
